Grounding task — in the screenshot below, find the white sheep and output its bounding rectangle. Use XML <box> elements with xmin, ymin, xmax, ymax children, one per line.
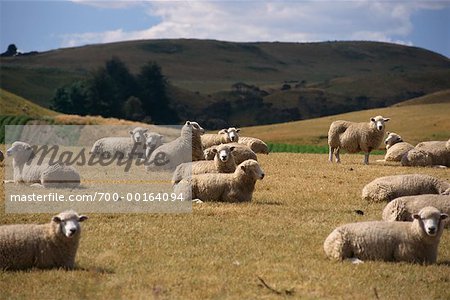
<box><xmin>143</xmin><ymin>132</ymin><xmax>164</xmax><ymax>158</ymax></box>
<box><xmin>324</xmin><ymin>206</ymin><xmax>447</xmax><ymax>264</ymax></box>
<box><xmin>5</xmin><ymin>141</ymin><xmax>81</xmax><ymax>188</ymax></box>
<box><xmin>201</xmin><ymin>127</ymin><xmax>240</xmax><ymax>149</ymax></box>
<box><xmin>90</xmin><ymin>127</ymin><xmax>148</xmax><ymax>159</ymax></box>
<box><xmin>361</xmin><ymin>174</ymin><xmax>450</xmax><ymax>203</ymax></box>
<box><xmin>382</xmin><ymin>194</ymin><xmax>450</xmax><ymax>226</ymax></box>
<box><xmin>377</xmin><ymin>132</ymin><xmax>414</xmax><ymax>162</ymax></box>
<box><xmin>172</xmin><ymin>144</ymin><xmax>237</xmax><ymax>185</ymax></box>
<box><xmin>328</xmin><ymin>115</ymin><xmax>390</xmax><ymax>164</ymax></box>
<box><xmin>0</xmin><ymin>210</ymin><xmax>88</xmax><ymax>270</ymax></box>
<box><xmin>401</xmin><ymin>140</ymin><xmax>450</xmax><ymax>167</ymax></box>
<box><xmin>237</xmin><ymin>136</ymin><xmax>269</xmax><ymax>154</ymax></box>
<box><xmin>204</xmin><ymin>142</ymin><xmax>257</xmax><ymax>165</ymax></box>
<box><xmin>174</xmin><ymin>159</ymin><xmax>265</xmax><ymax>202</ymax></box>
<box><xmin>146</xmin><ymin>121</ymin><xmax>205</xmax><ymax>171</ymax></box>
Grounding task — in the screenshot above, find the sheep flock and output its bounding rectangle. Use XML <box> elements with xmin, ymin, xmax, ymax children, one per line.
<box><xmin>1</xmin><ymin>115</ymin><xmax>450</xmax><ymax>272</ymax></box>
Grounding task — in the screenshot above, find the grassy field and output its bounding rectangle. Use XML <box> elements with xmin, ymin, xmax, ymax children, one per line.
<box><xmin>240</xmin><ymin>102</ymin><xmax>450</xmax><ymax>146</ymax></box>
<box><xmin>1</xmin><ymin>153</ymin><xmax>450</xmax><ymax>299</ymax></box>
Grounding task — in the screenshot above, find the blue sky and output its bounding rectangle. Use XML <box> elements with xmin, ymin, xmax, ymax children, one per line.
<box><xmin>1</xmin><ymin>0</ymin><xmax>449</xmax><ymax>57</ymax></box>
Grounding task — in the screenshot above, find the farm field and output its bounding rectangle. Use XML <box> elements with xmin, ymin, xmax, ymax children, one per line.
<box><xmin>1</xmin><ymin>153</ymin><xmax>450</xmax><ymax>299</ymax></box>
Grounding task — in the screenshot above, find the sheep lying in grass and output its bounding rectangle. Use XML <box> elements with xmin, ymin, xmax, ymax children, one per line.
<box><xmin>362</xmin><ymin>174</ymin><xmax>450</xmax><ymax>203</ymax></box>
<box><xmin>146</xmin><ymin>121</ymin><xmax>205</xmax><ymax>171</ymax></box>
<box><xmin>174</xmin><ymin>159</ymin><xmax>264</xmax><ymax>202</ymax></box>
<box><xmin>324</xmin><ymin>206</ymin><xmax>448</xmax><ymax>264</ymax></box>
<box><xmin>143</xmin><ymin>132</ymin><xmax>164</xmax><ymax>158</ymax></box>
<box><xmin>204</xmin><ymin>143</ymin><xmax>257</xmax><ymax>164</ymax></box>
<box><xmin>0</xmin><ymin>210</ymin><xmax>88</xmax><ymax>270</ymax></box>
<box><xmin>237</xmin><ymin>136</ymin><xmax>269</xmax><ymax>154</ymax></box>
<box><xmin>172</xmin><ymin>144</ymin><xmax>237</xmax><ymax>185</ymax></box>
<box><xmin>5</xmin><ymin>141</ymin><xmax>81</xmax><ymax>188</ymax></box>
<box><xmin>382</xmin><ymin>194</ymin><xmax>450</xmax><ymax>226</ymax></box>
<box><xmin>328</xmin><ymin>115</ymin><xmax>390</xmax><ymax>164</ymax></box>
<box><xmin>377</xmin><ymin>132</ymin><xmax>414</xmax><ymax>162</ymax></box>
<box><xmin>401</xmin><ymin>140</ymin><xmax>450</xmax><ymax>167</ymax></box>
<box><xmin>90</xmin><ymin>127</ymin><xmax>148</xmax><ymax>159</ymax></box>
<box><xmin>201</xmin><ymin>127</ymin><xmax>240</xmax><ymax>149</ymax></box>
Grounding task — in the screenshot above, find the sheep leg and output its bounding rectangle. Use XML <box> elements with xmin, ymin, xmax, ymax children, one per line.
<box><xmin>348</xmin><ymin>258</ymin><xmax>364</xmax><ymax>264</ymax></box>
<box><xmin>328</xmin><ymin>146</ymin><xmax>334</xmax><ymax>162</ymax></box>
<box><xmin>30</xmin><ymin>183</ymin><xmax>45</xmax><ymax>188</ymax></box>
<box><xmin>363</xmin><ymin>153</ymin><xmax>369</xmax><ymax>165</ymax></box>
<box><xmin>3</xmin><ymin>180</ymin><xmax>15</xmax><ymax>184</ymax></box>
<box><xmin>335</xmin><ymin>148</ymin><xmax>341</xmax><ymax>163</ymax></box>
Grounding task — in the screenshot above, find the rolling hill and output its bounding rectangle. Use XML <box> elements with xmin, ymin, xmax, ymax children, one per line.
<box><xmin>1</xmin><ymin>39</ymin><xmax>450</xmax><ymax>127</ymax></box>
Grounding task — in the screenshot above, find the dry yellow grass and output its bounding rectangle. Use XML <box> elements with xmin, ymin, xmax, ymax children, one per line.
<box><xmin>1</xmin><ymin>153</ymin><xmax>450</xmax><ymax>299</ymax></box>
<box><xmin>240</xmin><ymin>103</ymin><xmax>450</xmax><ymax>146</ymax></box>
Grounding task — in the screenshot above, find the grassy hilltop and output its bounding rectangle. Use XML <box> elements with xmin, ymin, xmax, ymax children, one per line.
<box><xmin>1</xmin><ymin>39</ymin><xmax>450</xmax><ymax>127</ymax></box>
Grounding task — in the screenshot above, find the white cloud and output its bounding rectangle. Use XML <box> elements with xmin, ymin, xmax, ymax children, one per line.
<box><xmin>62</xmin><ymin>1</ymin><xmax>450</xmax><ymax>48</ymax></box>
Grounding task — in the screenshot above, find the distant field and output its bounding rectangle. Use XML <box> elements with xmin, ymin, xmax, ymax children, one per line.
<box><xmin>393</xmin><ymin>89</ymin><xmax>450</xmax><ymax>107</ymax></box>
<box><xmin>1</xmin><ymin>153</ymin><xmax>449</xmax><ymax>298</ymax></box>
<box><xmin>241</xmin><ymin>103</ymin><xmax>450</xmax><ymax>146</ymax></box>
<box><xmin>0</xmin><ymin>89</ymin><xmax>58</xmax><ymax>117</ymax></box>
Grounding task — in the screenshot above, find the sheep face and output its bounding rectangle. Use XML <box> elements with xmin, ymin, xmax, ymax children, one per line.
<box><xmin>215</xmin><ymin>145</ymin><xmax>235</xmax><ymax>162</ymax></box>
<box><xmin>52</xmin><ymin>211</ymin><xmax>88</xmax><ymax>238</ymax></box>
<box><xmin>6</xmin><ymin>141</ymin><xmax>33</xmax><ymax>158</ymax></box>
<box><xmin>239</xmin><ymin>159</ymin><xmax>265</xmax><ymax>180</ymax></box>
<box><xmin>413</xmin><ymin>207</ymin><xmax>448</xmax><ymax>237</ymax></box>
<box><xmin>185</xmin><ymin>121</ymin><xmax>205</xmax><ymax>135</ymax></box>
<box><xmin>370</xmin><ymin>116</ymin><xmax>390</xmax><ymax>131</ymax></box>
<box><xmin>384</xmin><ymin>132</ymin><xmax>402</xmax><ymax>149</ymax></box>
<box><xmin>219</xmin><ymin>127</ymin><xmax>240</xmax><ymax>142</ymax></box>
<box><xmin>129</xmin><ymin>127</ymin><xmax>148</xmax><ymax>143</ymax></box>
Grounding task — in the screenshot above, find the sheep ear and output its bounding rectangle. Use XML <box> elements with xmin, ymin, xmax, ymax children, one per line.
<box><xmin>218</xmin><ymin>129</ymin><xmax>228</xmax><ymax>134</ymax></box>
<box><xmin>230</xmin><ymin>146</ymin><xmax>235</xmax><ymax>152</ymax></box>
<box><xmin>52</xmin><ymin>216</ymin><xmax>62</xmax><ymax>223</ymax></box>
<box><xmin>78</xmin><ymin>215</ymin><xmax>88</xmax><ymax>222</ymax></box>
<box><xmin>186</xmin><ymin>121</ymin><xmax>191</xmax><ymax>125</ymax></box>
<box><xmin>383</xmin><ymin>118</ymin><xmax>390</xmax><ymax>122</ymax></box>
<box><xmin>129</xmin><ymin>130</ymin><xmax>133</xmax><ymax>135</ymax></box>
<box><xmin>412</xmin><ymin>214</ymin><xmax>420</xmax><ymax>220</ymax></box>
<box><xmin>236</xmin><ymin>129</ymin><xmax>240</xmax><ymax>133</ymax></box>
<box><xmin>386</xmin><ymin>131</ymin><xmax>390</xmax><ymax>135</ymax></box>
<box><xmin>370</xmin><ymin>118</ymin><xmax>375</xmax><ymax>122</ymax></box>
<box><xmin>441</xmin><ymin>213</ymin><xmax>448</xmax><ymax>220</ymax></box>
<box><xmin>212</xmin><ymin>149</ymin><xmax>218</xmax><ymax>153</ymax></box>
<box><xmin>240</xmin><ymin>165</ymin><xmax>246</xmax><ymax>172</ymax></box>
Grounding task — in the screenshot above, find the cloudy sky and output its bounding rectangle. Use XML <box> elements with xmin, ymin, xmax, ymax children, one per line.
<box><xmin>1</xmin><ymin>0</ymin><xmax>449</xmax><ymax>57</ymax></box>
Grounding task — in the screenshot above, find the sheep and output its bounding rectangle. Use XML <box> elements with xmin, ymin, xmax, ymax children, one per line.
<box><xmin>143</xmin><ymin>132</ymin><xmax>164</xmax><ymax>158</ymax></box>
<box><xmin>90</xmin><ymin>127</ymin><xmax>148</xmax><ymax>159</ymax></box>
<box><xmin>377</xmin><ymin>132</ymin><xmax>414</xmax><ymax>162</ymax></box>
<box><xmin>201</xmin><ymin>127</ymin><xmax>240</xmax><ymax>149</ymax></box>
<box><xmin>174</xmin><ymin>159</ymin><xmax>265</xmax><ymax>202</ymax></box>
<box><xmin>0</xmin><ymin>210</ymin><xmax>88</xmax><ymax>270</ymax></box>
<box><xmin>361</xmin><ymin>174</ymin><xmax>450</xmax><ymax>203</ymax></box>
<box><xmin>237</xmin><ymin>136</ymin><xmax>269</xmax><ymax>154</ymax></box>
<box><xmin>328</xmin><ymin>115</ymin><xmax>390</xmax><ymax>164</ymax></box>
<box><xmin>382</xmin><ymin>195</ymin><xmax>450</xmax><ymax>226</ymax></box>
<box><xmin>401</xmin><ymin>140</ymin><xmax>450</xmax><ymax>167</ymax></box>
<box><xmin>146</xmin><ymin>121</ymin><xmax>205</xmax><ymax>171</ymax></box>
<box><xmin>5</xmin><ymin>141</ymin><xmax>81</xmax><ymax>188</ymax></box>
<box><xmin>323</xmin><ymin>206</ymin><xmax>448</xmax><ymax>264</ymax></box>
<box><xmin>172</xmin><ymin>144</ymin><xmax>237</xmax><ymax>185</ymax></box>
<box><xmin>204</xmin><ymin>143</ymin><xmax>257</xmax><ymax>165</ymax></box>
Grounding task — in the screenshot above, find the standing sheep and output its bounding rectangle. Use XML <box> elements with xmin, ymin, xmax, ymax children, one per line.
<box><xmin>362</xmin><ymin>174</ymin><xmax>450</xmax><ymax>203</ymax></box>
<box><xmin>0</xmin><ymin>210</ymin><xmax>88</xmax><ymax>270</ymax></box>
<box><xmin>382</xmin><ymin>194</ymin><xmax>450</xmax><ymax>226</ymax></box>
<box><xmin>174</xmin><ymin>159</ymin><xmax>265</xmax><ymax>202</ymax></box>
<box><xmin>328</xmin><ymin>115</ymin><xmax>390</xmax><ymax>164</ymax></box>
<box><xmin>323</xmin><ymin>206</ymin><xmax>448</xmax><ymax>264</ymax></box>
<box><xmin>201</xmin><ymin>127</ymin><xmax>240</xmax><ymax>149</ymax></box>
<box><xmin>377</xmin><ymin>132</ymin><xmax>414</xmax><ymax>162</ymax></box>
<box><xmin>172</xmin><ymin>144</ymin><xmax>237</xmax><ymax>185</ymax></box>
<box><xmin>146</xmin><ymin>121</ymin><xmax>205</xmax><ymax>171</ymax></box>
<box><xmin>90</xmin><ymin>127</ymin><xmax>148</xmax><ymax>159</ymax></box>
<box><xmin>401</xmin><ymin>140</ymin><xmax>450</xmax><ymax>167</ymax></box>
<box><xmin>5</xmin><ymin>141</ymin><xmax>81</xmax><ymax>188</ymax></box>
<box><xmin>204</xmin><ymin>143</ymin><xmax>257</xmax><ymax>164</ymax></box>
<box><xmin>237</xmin><ymin>136</ymin><xmax>269</xmax><ymax>154</ymax></box>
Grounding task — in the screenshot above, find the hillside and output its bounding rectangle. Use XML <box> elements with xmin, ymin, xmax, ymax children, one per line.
<box><xmin>240</xmin><ymin>102</ymin><xmax>450</xmax><ymax>146</ymax></box>
<box><xmin>392</xmin><ymin>89</ymin><xmax>450</xmax><ymax>107</ymax></box>
<box><xmin>1</xmin><ymin>39</ymin><xmax>450</xmax><ymax>128</ymax></box>
<box><xmin>0</xmin><ymin>88</ymin><xmax>58</xmax><ymax>117</ymax></box>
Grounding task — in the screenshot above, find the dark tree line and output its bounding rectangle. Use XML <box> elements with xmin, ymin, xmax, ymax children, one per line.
<box><xmin>51</xmin><ymin>57</ymin><xmax>179</xmax><ymax>124</ymax></box>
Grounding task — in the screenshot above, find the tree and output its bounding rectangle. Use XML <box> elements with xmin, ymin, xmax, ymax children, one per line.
<box><xmin>123</xmin><ymin>96</ymin><xmax>144</xmax><ymax>121</ymax></box>
<box><xmin>1</xmin><ymin>44</ymin><xmax>18</xmax><ymax>57</ymax></box>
